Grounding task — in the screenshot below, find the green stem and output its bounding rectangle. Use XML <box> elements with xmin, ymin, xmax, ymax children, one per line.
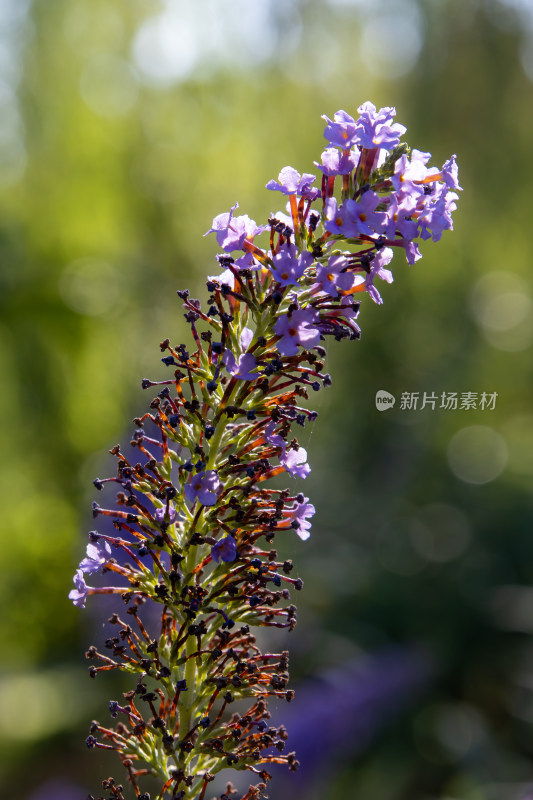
<box><xmin>205</xmin><ymin>418</ymin><xmax>228</xmax><ymax>471</ymax></box>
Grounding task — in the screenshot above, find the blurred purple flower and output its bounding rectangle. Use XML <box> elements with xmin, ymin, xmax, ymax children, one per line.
<box><xmin>29</xmin><ymin>780</ymin><xmax>85</xmax><ymax>800</ymax></box>
<box><xmin>271</xmin><ymin>648</ymin><xmax>433</xmax><ymax>793</ymax></box>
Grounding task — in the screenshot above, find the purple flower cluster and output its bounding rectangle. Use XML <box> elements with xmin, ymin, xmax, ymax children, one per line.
<box><xmin>206</xmin><ymin>101</ymin><xmax>460</xmax><ymax>334</ymax></box>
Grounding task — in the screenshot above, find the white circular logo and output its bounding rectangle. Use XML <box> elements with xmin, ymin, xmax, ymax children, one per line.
<box><xmin>375</xmin><ymin>390</ymin><xmax>396</xmax><ymax>411</ymax></box>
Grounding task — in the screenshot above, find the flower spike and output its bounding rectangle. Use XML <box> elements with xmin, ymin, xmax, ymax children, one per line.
<box><xmin>72</xmin><ymin>102</ymin><xmax>460</xmax><ymax>800</ymax></box>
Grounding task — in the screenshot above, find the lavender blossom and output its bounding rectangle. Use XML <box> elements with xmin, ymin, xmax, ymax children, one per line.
<box><xmin>281</xmin><ymin>446</ymin><xmax>311</xmax><ymax>480</ymax></box>
<box><xmin>79</xmin><ymin>539</ymin><xmax>112</xmax><ymax>574</ymax></box>
<box><xmin>322</xmin><ymin>109</ymin><xmax>360</xmax><ymax>148</ymax></box>
<box><xmin>315</xmin><ymin>147</ymin><xmax>359</xmax><ymax>176</ymax></box>
<box><xmin>270</xmin><ymin>243</ymin><xmax>314</xmax><ymax>287</ymax></box>
<box><xmin>184</xmin><ymin>469</ymin><xmax>222</xmax><ymax>506</ymax></box>
<box><xmin>355</xmin><ymin>101</ymin><xmax>407</xmax><ymax>150</ymax></box>
<box><xmin>68</xmin><ymin>569</ymin><xmax>89</xmax><ymax>608</ymax></box>
<box><xmin>71</xmin><ymin>102</ymin><xmax>460</xmax><ymax>800</ymax></box>
<box><xmin>316</xmin><ymin>255</ymin><xmax>356</xmax><ymax>296</ymax></box>
<box><xmin>154</xmin><ymin>505</ymin><xmax>179</xmax><ymax>525</ymax></box>
<box><xmin>211</xmin><ymin>535</ymin><xmax>238</xmax><ymax>563</ymax></box>
<box><xmin>266</xmin><ymin>166</ymin><xmax>320</xmax><ymax>199</ymax></box>
<box><xmin>222</xmin><ymin>349</ymin><xmax>258</xmax><ymax>381</ymax></box>
<box><xmin>282</xmin><ymin>496</ymin><xmax>315</xmax><ymax>541</ymax></box>
<box><xmin>274</xmin><ymin>307</ymin><xmax>321</xmax><ymax>356</ymax></box>
<box><xmin>204</xmin><ymin>202</ymin><xmax>266</xmax><ymax>252</ymax></box>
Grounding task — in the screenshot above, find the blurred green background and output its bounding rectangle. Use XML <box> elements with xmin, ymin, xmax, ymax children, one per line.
<box><xmin>2</xmin><ymin>0</ymin><xmax>533</xmax><ymax>798</ymax></box>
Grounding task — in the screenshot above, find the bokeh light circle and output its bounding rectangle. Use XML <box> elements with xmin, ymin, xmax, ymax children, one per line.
<box><xmin>447</xmin><ymin>425</ymin><xmax>508</xmax><ymax>485</ymax></box>
<box><xmin>470</xmin><ymin>271</ymin><xmax>533</xmax><ymax>351</ymax></box>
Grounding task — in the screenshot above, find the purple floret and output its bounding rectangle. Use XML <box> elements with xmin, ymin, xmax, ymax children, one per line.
<box><xmin>382</xmin><ymin>193</ymin><xmax>419</xmax><ymax>241</ymax></box>
<box><xmin>222</xmin><ymin>350</ymin><xmax>258</xmax><ymax>381</ymax></box>
<box><xmin>364</xmin><ymin>247</ymin><xmax>394</xmax><ymax>305</ymax></box>
<box><xmin>418</xmin><ymin>186</ymin><xmax>459</xmax><ymax>243</ymax></box>
<box><xmin>324</xmin><ymin>193</ymin><xmax>385</xmax><ymax>239</ymax></box>
<box><xmin>324</xmin><ymin>197</ymin><xmax>359</xmax><ymax>239</ymax></box>
<box><xmin>69</xmin><ymin>569</ymin><xmax>89</xmax><ymax>608</ymax></box>
<box><xmin>391</xmin><ymin>150</ymin><xmax>430</xmax><ymax>196</ymax></box>
<box><xmin>270</xmin><ymin>243</ymin><xmax>314</xmax><ymax>287</ymax></box>
<box><xmin>349</xmin><ymin>190</ymin><xmax>386</xmax><ymax>238</ymax></box>
<box><xmin>441</xmin><ymin>154</ymin><xmax>462</xmax><ymax>191</ymax></box>
<box><xmin>266</xmin><ymin>166</ymin><xmax>319</xmax><ymax>199</ymax></box>
<box><xmin>204</xmin><ymin>202</ymin><xmax>238</xmax><ymax>245</ymax></box>
<box><xmin>79</xmin><ymin>539</ymin><xmax>112</xmax><ymax>575</ymax></box>
<box><xmin>154</xmin><ymin>506</ymin><xmax>179</xmax><ymax>525</ymax></box>
<box><xmin>211</xmin><ymin>535</ymin><xmax>238</xmax><ymax>564</ymax></box>
<box><xmin>205</xmin><ymin>202</ymin><xmax>266</xmax><ymax>253</ymax></box>
<box><xmin>184</xmin><ymin>470</ymin><xmax>222</xmax><ymax>507</ymax></box>
<box><xmin>274</xmin><ymin>307</ymin><xmax>321</xmax><ymax>356</ymax></box>
<box><xmin>315</xmin><ymin>147</ymin><xmax>359</xmax><ymax>176</ymax></box>
<box><xmin>322</xmin><ymin>109</ymin><xmax>359</xmax><ymax>149</ymax></box>
<box><xmin>265</xmin><ymin>420</ymin><xmax>286</xmax><ymax>449</ymax></box>
<box><xmin>281</xmin><ymin>446</ymin><xmax>311</xmax><ymax>479</ymax></box>
<box><xmin>283</xmin><ymin>496</ymin><xmax>315</xmax><ymax>541</ymax></box>
<box><xmin>355</xmin><ymin>101</ymin><xmax>407</xmax><ymax>151</ymax></box>
<box><xmin>316</xmin><ymin>255</ymin><xmax>355</xmax><ymax>297</ymax></box>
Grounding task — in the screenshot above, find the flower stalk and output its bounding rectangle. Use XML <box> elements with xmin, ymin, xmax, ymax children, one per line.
<box><xmin>70</xmin><ymin>102</ymin><xmax>460</xmax><ymax>800</ymax></box>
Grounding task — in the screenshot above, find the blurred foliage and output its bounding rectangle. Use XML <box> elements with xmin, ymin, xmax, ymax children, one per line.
<box><xmin>2</xmin><ymin>0</ymin><xmax>533</xmax><ymax>798</ymax></box>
